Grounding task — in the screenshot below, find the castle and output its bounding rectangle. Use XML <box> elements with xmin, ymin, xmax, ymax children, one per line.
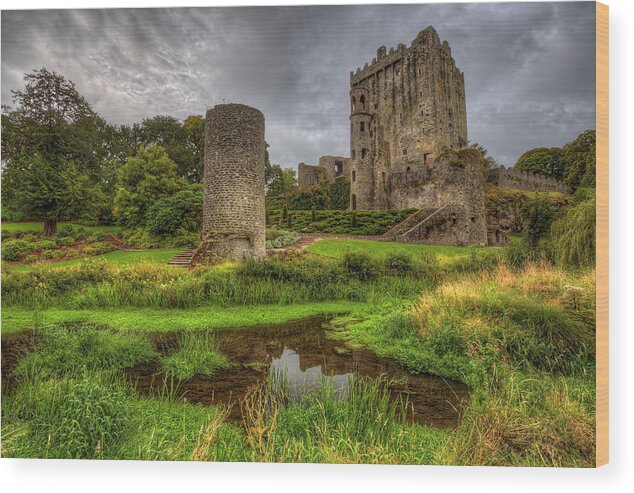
<box><xmin>297</xmin><ymin>26</ymin><xmax>569</xmax><ymax>246</ymax></box>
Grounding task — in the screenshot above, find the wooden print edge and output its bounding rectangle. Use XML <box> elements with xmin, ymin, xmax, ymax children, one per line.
<box><xmin>595</xmin><ymin>0</ymin><xmax>609</xmax><ymax>468</ymax></box>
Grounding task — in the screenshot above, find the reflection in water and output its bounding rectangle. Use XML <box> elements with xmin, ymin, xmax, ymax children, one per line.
<box><xmin>270</xmin><ymin>347</ymin><xmax>352</xmax><ymax>399</ymax></box>
<box><xmin>125</xmin><ymin>317</ymin><xmax>469</xmax><ymax>428</ymax></box>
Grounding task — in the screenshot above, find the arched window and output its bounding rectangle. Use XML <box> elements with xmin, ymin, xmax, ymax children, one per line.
<box><xmin>360</xmin><ymin>95</ymin><xmax>365</xmax><ymax>109</ymax></box>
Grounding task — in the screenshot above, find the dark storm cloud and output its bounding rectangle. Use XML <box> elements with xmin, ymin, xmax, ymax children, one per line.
<box><xmin>1</xmin><ymin>2</ymin><xmax>595</xmax><ymax>167</ymax></box>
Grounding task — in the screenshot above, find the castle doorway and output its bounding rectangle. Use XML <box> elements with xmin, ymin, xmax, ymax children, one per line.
<box><xmin>351</xmin><ymin>194</ymin><xmax>357</xmax><ymax>210</ymax></box>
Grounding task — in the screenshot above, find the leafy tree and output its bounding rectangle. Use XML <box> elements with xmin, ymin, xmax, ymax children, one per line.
<box><xmin>144</xmin><ymin>184</ymin><xmax>203</xmax><ymax>237</ymax></box>
<box><xmin>2</xmin><ymin>155</ymin><xmax>103</xmax><ymax>235</ymax></box>
<box><xmin>266</xmin><ymin>163</ymin><xmax>297</xmax><ymax>197</ymax></box>
<box><xmin>1</xmin><ymin>68</ymin><xmax>107</xmax><ymax>234</ymax></box>
<box><xmin>514</xmin><ymin>147</ymin><xmax>565</xmax><ymax>180</ymax></box>
<box><xmin>562</xmin><ymin>130</ymin><xmax>596</xmax><ymax>190</ymax></box>
<box><xmin>113</xmin><ymin>144</ymin><xmax>186</xmax><ymax>227</ymax></box>
<box><xmin>521</xmin><ymin>194</ymin><xmax>559</xmax><ymax>247</ymax></box>
<box><xmin>130</xmin><ymin>115</ymin><xmax>205</xmax><ymax>183</ymax></box>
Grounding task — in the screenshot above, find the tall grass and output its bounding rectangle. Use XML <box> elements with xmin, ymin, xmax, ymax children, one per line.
<box><xmin>162</xmin><ymin>331</ymin><xmax>230</xmax><ymax>380</ymax></box>
<box><xmin>14</xmin><ymin>325</ymin><xmax>157</xmax><ymax>379</ymax></box>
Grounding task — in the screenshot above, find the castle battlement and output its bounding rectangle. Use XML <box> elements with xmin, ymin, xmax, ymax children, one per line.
<box><xmin>487</xmin><ymin>167</ymin><xmax>570</xmax><ymax>194</ymax></box>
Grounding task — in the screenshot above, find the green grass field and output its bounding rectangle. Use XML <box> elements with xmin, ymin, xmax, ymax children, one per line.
<box><xmin>2</xmin><ymin>249</ymin><xmax>180</xmax><ymax>272</ymax></box>
<box><xmin>307</xmin><ymin>238</ymin><xmax>493</xmax><ymax>260</ymax></box>
<box><xmin>1</xmin><ymin>221</ymin><xmax>122</xmax><ymax>234</ymax></box>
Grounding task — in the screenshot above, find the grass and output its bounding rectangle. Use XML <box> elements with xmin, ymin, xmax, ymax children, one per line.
<box><xmin>162</xmin><ymin>331</ymin><xmax>230</xmax><ymax>380</ymax></box>
<box><xmin>2</xmin><ymin>249</ymin><xmax>180</xmax><ymax>271</ymax></box>
<box><xmin>0</xmin><ymin>239</ymin><xmax>597</xmax><ymax>466</ymax></box>
<box><xmin>1</xmin><ymin>221</ymin><xmax>122</xmax><ymax>234</ymax></box>
<box><xmin>307</xmin><ymin>237</ymin><xmax>492</xmax><ymax>260</ymax></box>
<box><xmin>1</xmin><ymin>302</ymin><xmax>370</xmax><ymax>335</ymax></box>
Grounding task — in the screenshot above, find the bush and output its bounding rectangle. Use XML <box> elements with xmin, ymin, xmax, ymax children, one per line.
<box><xmin>342</xmin><ymin>251</ymin><xmax>379</xmax><ymax>281</ymax></box>
<box><xmin>24</xmin><ymin>254</ymin><xmax>39</xmax><ymax>263</ymax></box>
<box><xmin>42</xmin><ymin>249</ymin><xmax>64</xmax><ymax>260</ymax></box>
<box><xmin>2</xmin><ymin>239</ymin><xmax>33</xmax><ymax>261</ymax></box>
<box><xmin>33</xmin><ymin>240</ymin><xmax>57</xmax><ymax>251</ymax></box>
<box><xmin>144</xmin><ymin>184</ymin><xmax>203</xmax><ymax>237</ymax></box>
<box><xmin>549</xmin><ymin>197</ymin><xmax>595</xmax><ymax>270</ymax></box>
<box><xmin>265</xmin><ymin>229</ymin><xmax>300</xmax><ymax>249</ymax></box>
<box><xmin>384</xmin><ymin>252</ymin><xmax>414</xmax><ymax>274</ymax></box>
<box><xmin>521</xmin><ymin>194</ymin><xmax>560</xmax><ymax>247</ymax></box>
<box><xmin>55</xmin><ymin>236</ymin><xmax>75</xmax><ymax>247</ymax></box>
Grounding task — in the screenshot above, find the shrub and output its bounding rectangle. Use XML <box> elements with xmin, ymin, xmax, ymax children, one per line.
<box><xmin>2</xmin><ymin>239</ymin><xmax>32</xmax><ymax>261</ymax></box>
<box><xmin>55</xmin><ymin>236</ymin><xmax>75</xmax><ymax>247</ymax></box>
<box><xmin>384</xmin><ymin>252</ymin><xmax>414</xmax><ymax>274</ymax></box>
<box><xmin>144</xmin><ymin>184</ymin><xmax>203</xmax><ymax>237</ymax></box>
<box><xmin>342</xmin><ymin>251</ymin><xmax>379</xmax><ymax>281</ymax></box>
<box><xmin>24</xmin><ymin>254</ymin><xmax>39</xmax><ymax>263</ymax></box>
<box><xmin>550</xmin><ymin>197</ymin><xmax>595</xmax><ymax>270</ymax></box>
<box><xmin>42</xmin><ymin>249</ymin><xmax>64</xmax><ymax>260</ymax></box>
<box><xmin>265</xmin><ymin>229</ymin><xmax>300</xmax><ymax>249</ymax></box>
<box><xmin>33</xmin><ymin>240</ymin><xmax>57</xmax><ymax>251</ymax></box>
<box><xmin>521</xmin><ymin>194</ymin><xmax>559</xmax><ymax>247</ymax></box>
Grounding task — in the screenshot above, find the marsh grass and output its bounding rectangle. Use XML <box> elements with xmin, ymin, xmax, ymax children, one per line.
<box><xmin>162</xmin><ymin>331</ymin><xmax>230</xmax><ymax>380</ymax></box>
<box><xmin>14</xmin><ymin>324</ymin><xmax>157</xmax><ymax>379</ymax></box>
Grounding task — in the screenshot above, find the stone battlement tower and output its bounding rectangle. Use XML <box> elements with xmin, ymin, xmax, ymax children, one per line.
<box><xmin>349</xmin><ymin>26</ymin><xmax>468</xmax><ymax>210</ymax></box>
<box><xmin>194</xmin><ymin>103</ymin><xmax>266</xmax><ymax>263</ymax></box>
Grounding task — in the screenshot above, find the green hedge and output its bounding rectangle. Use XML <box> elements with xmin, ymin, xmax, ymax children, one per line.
<box><xmin>266</xmin><ymin>209</ymin><xmax>416</xmax><ymax>236</ymax></box>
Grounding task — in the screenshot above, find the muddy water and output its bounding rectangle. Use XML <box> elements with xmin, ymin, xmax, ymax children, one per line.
<box><xmin>131</xmin><ymin>318</ymin><xmax>469</xmax><ymax>428</ymax></box>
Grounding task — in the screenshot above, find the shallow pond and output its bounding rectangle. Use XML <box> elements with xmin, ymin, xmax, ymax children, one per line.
<box><xmin>131</xmin><ymin>317</ymin><xmax>469</xmax><ymax>428</ymax></box>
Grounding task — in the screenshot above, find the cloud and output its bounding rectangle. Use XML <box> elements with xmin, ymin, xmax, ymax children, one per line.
<box><xmin>1</xmin><ymin>3</ymin><xmax>595</xmax><ymax>168</ymax></box>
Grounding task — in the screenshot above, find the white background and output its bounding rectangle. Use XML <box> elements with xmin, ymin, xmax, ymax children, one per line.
<box><xmin>1</xmin><ymin>1</ymin><xmax>631</xmax><ymax>491</ymax></box>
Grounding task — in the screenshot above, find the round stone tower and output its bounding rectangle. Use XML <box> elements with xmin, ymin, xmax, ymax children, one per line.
<box><xmin>349</xmin><ymin>85</ymin><xmax>374</xmax><ymax>210</ymax></box>
<box><xmin>197</xmin><ymin>103</ymin><xmax>266</xmax><ymax>263</ymax></box>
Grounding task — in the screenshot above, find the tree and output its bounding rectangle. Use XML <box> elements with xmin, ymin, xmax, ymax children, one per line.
<box><xmin>266</xmin><ymin>164</ymin><xmax>297</xmax><ymax>197</ymax></box>
<box><xmin>2</xmin><ymin>155</ymin><xmax>103</xmax><ymax>235</ymax></box>
<box><xmin>113</xmin><ymin>144</ymin><xmax>186</xmax><ymax>227</ymax></box>
<box><xmin>144</xmin><ymin>184</ymin><xmax>203</xmax><ymax>237</ymax></box>
<box><xmin>1</xmin><ymin>68</ymin><xmax>107</xmax><ymax>234</ymax></box>
<box><xmin>562</xmin><ymin>130</ymin><xmax>596</xmax><ymax>190</ymax></box>
<box><xmin>134</xmin><ymin>115</ymin><xmax>204</xmax><ymax>182</ymax></box>
<box><xmin>514</xmin><ymin>147</ymin><xmax>565</xmax><ymax>180</ymax></box>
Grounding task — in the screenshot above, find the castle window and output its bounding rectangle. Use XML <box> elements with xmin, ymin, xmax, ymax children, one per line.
<box><xmin>335</xmin><ymin>161</ymin><xmax>343</xmax><ymax>175</ymax></box>
<box><xmin>360</xmin><ymin>95</ymin><xmax>365</xmax><ymax>109</ymax></box>
<box><xmin>360</xmin><ymin>122</ymin><xmax>365</xmax><ymax>132</ymax></box>
<box><xmin>352</xmin><ymin>170</ymin><xmax>356</xmax><ymax>182</ymax></box>
<box><xmin>351</xmin><ymin>96</ymin><xmax>356</xmax><ymax>111</ymax></box>
<box><xmin>351</xmin><ymin>149</ymin><xmax>356</xmax><ymax>159</ymax></box>
<box><xmin>402</xmin><ymin>148</ymin><xmax>407</xmax><ymax>156</ymax></box>
<box><xmin>382</xmin><ymin>171</ymin><xmax>386</xmax><ymax>183</ymax></box>
<box><xmin>361</xmin><ymin>148</ymin><xmax>367</xmax><ymax>159</ymax></box>
<box><xmin>351</xmin><ymin>194</ymin><xmax>357</xmax><ymax>210</ymax></box>
<box><xmin>406</xmin><ymin>166</ymin><xmax>411</xmax><ymax>173</ymax></box>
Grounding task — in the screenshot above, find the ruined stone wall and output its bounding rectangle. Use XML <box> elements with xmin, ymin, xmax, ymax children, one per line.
<box><xmin>297</xmin><ymin>157</ymin><xmax>350</xmax><ymax>188</ymax></box>
<box><xmin>388</xmin><ymin>150</ymin><xmax>488</xmax><ymax>246</ymax></box>
<box><xmin>297</xmin><ymin>162</ymin><xmax>325</xmax><ymax>188</ymax></box>
<box><xmin>197</xmin><ymin>103</ymin><xmax>266</xmax><ymax>263</ymax></box>
<box><xmin>487</xmin><ymin>167</ymin><xmax>570</xmax><ymax>194</ymax></box>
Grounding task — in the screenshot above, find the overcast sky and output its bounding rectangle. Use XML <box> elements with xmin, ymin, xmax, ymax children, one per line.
<box><xmin>1</xmin><ymin>2</ymin><xmax>596</xmax><ymax>167</ymax></box>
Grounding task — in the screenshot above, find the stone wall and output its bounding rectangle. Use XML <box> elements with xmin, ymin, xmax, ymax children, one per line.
<box><xmin>387</xmin><ymin>150</ymin><xmax>488</xmax><ymax>246</ymax></box>
<box><xmin>297</xmin><ymin>156</ymin><xmax>351</xmax><ymax>188</ymax></box>
<box><xmin>350</xmin><ymin>26</ymin><xmax>468</xmax><ymax>173</ymax></box>
<box><xmin>195</xmin><ymin>103</ymin><xmax>266</xmax><ymax>263</ymax></box>
<box><xmin>487</xmin><ymin>167</ymin><xmax>570</xmax><ymax>194</ymax></box>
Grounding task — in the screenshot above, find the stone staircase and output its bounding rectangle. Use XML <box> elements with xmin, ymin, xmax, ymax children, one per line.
<box><xmin>167</xmin><ymin>247</ymin><xmax>196</xmax><ymax>267</ymax></box>
<box><xmin>382</xmin><ymin>208</ymin><xmax>437</xmax><ymax>241</ymax></box>
<box><xmin>293</xmin><ymin>234</ymin><xmax>322</xmax><ymax>250</ymax></box>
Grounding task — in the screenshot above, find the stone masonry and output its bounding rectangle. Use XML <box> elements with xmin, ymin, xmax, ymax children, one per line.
<box><xmin>292</xmin><ymin>25</ymin><xmax>569</xmax><ymax>247</ymax></box>
<box><xmin>193</xmin><ymin>103</ymin><xmax>266</xmax><ymax>263</ymax></box>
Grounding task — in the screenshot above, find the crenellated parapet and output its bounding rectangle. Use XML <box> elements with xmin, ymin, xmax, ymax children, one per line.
<box><xmin>487</xmin><ymin>167</ymin><xmax>570</xmax><ymax>194</ymax></box>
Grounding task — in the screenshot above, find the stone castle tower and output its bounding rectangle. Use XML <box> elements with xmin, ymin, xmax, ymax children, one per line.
<box><xmin>349</xmin><ymin>26</ymin><xmax>468</xmax><ymax>210</ymax></box>
<box><xmin>194</xmin><ymin>103</ymin><xmax>266</xmax><ymax>263</ymax></box>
